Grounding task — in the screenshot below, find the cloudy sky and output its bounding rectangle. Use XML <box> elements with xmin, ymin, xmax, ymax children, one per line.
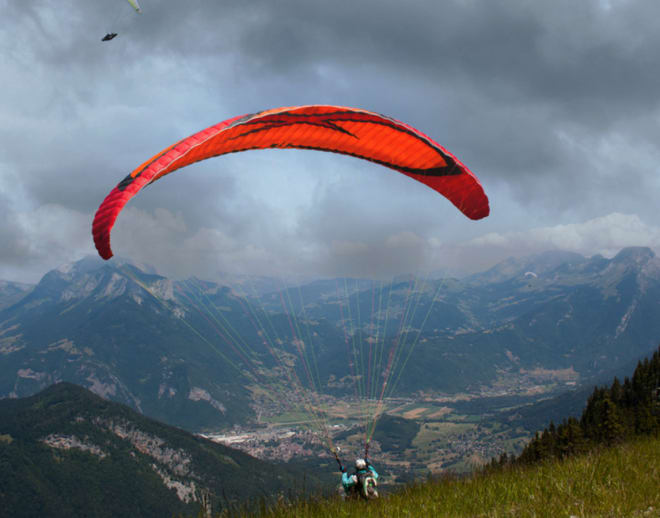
<box><xmin>2</xmin><ymin>0</ymin><xmax>660</xmax><ymax>283</ymax></box>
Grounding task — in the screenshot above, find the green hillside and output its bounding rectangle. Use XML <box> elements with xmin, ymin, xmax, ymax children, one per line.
<box><xmin>232</xmin><ymin>436</ymin><xmax>659</xmax><ymax>517</ymax></box>
<box><xmin>0</xmin><ymin>383</ymin><xmax>320</xmax><ymax>518</ymax></box>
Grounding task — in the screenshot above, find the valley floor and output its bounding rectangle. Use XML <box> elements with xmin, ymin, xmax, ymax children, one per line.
<box><xmin>202</xmin><ymin>387</ymin><xmax>560</xmax><ymax>480</ymax></box>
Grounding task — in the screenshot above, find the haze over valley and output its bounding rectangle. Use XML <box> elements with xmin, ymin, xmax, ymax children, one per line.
<box><xmin>2</xmin><ymin>247</ymin><xmax>658</xmax><ymax>476</ymax></box>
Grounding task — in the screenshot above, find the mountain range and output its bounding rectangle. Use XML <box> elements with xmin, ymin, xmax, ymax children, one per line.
<box><xmin>1</xmin><ymin>247</ymin><xmax>659</xmax><ymax>431</ymax></box>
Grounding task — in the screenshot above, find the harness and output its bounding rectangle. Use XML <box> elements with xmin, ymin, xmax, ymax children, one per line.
<box><xmin>334</xmin><ymin>449</ymin><xmax>378</xmax><ymax>500</ymax></box>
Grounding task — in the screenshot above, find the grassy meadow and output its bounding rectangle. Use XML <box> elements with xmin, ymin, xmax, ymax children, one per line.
<box><xmin>224</xmin><ymin>436</ymin><xmax>659</xmax><ymax>518</ymax></box>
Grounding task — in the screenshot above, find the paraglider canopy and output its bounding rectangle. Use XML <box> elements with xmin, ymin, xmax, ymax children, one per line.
<box><xmin>93</xmin><ymin>105</ymin><xmax>490</xmax><ymax>260</ymax></box>
<box><xmin>126</xmin><ymin>0</ymin><xmax>141</xmax><ymax>13</ymax></box>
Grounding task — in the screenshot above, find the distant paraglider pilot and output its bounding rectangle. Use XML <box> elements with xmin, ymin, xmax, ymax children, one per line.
<box><xmin>102</xmin><ymin>33</ymin><xmax>118</xmax><ymax>41</ymax></box>
<box><xmin>334</xmin><ymin>449</ymin><xmax>379</xmax><ymax>500</ymax></box>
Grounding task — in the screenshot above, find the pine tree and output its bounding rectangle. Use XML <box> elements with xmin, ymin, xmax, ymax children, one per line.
<box><xmin>610</xmin><ymin>377</ymin><xmax>623</xmax><ymax>403</ymax></box>
<box><xmin>599</xmin><ymin>396</ymin><xmax>624</xmax><ymax>445</ymax></box>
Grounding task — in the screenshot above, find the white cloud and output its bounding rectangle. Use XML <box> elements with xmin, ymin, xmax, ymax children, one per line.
<box><xmin>440</xmin><ymin>213</ymin><xmax>660</xmax><ymax>274</ymax></box>
<box><xmin>0</xmin><ymin>203</ymin><xmax>92</xmax><ymax>282</ymax></box>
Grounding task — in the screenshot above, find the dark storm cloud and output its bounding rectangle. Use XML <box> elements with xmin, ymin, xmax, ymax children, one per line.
<box><xmin>11</xmin><ymin>1</ymin><xmax>660</xmax><ymax>115</ymax></box>
<box><xmin>212</xmin><ymin>1</ymin><xmax>660</xmax><ymax>115</ymax></box>
<box><xmin>2</xmin><ymin>0</ymin><xmax>660</xmax><ymax>281</ymax></box>
<box><xmin>199</xmin><ymin>0</ymin><xmax>660</xmax><ymax>218</ymax></box>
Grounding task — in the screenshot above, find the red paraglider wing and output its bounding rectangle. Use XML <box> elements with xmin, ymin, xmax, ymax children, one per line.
<box><xmin>93</xmin><ymin>105</ymin><xmax>489</xmax><ymax>260</ymax></box>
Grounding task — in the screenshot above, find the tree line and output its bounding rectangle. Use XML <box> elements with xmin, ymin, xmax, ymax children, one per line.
<box><xmin>492</xmin><ymin>345</ymin><xmax>660</xmax><ymax>467</ymax></box>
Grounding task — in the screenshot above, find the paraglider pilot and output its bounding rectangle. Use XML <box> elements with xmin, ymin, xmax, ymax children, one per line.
<box><xmin>334</xmin><ymin>448</ymin><xmax>379</xmax><ymax>500</ymax></box>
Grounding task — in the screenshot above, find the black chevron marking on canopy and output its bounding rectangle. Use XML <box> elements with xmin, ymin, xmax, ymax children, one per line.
<box><xmin>228</xmin><ymin>118</ymin><xmax>359</xmax><ymax>140</ymax></box>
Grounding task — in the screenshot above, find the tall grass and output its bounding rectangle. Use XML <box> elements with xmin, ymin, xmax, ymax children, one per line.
<box><xmin>228</xmin><ymin>436</ymin><xmax>659</xmax><ymax>518</ymax></box>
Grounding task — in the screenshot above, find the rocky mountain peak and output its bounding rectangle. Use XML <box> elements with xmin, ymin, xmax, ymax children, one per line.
<box><xmin>29</xmin><ymin>256</ymin><xmax>170</xmax><ymax>305</ymax></box>
<box><xmin>611</xmin><ymin>246</ymin><xmax>655</xmax><ymax>265</ymax></box>
<box><xmin>469</xmin><ymin>249</ymin><xmax>587</xmax><ymax>285</ymax></box>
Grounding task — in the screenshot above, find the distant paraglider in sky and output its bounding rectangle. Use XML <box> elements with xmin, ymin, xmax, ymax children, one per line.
<box><xmin>102</xmin><ymin>0</ymin><xmax>141</xmax><ymax>42</ymax></box>
<box><xmin>524</xmin><ymin>271</ymin><xmax>538</xmax><ymax>288</ymax></box>
<box><xmin>92</xmin><ymin>105</ymin><xmax>490</xmax><ymax>260</ymax></box>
